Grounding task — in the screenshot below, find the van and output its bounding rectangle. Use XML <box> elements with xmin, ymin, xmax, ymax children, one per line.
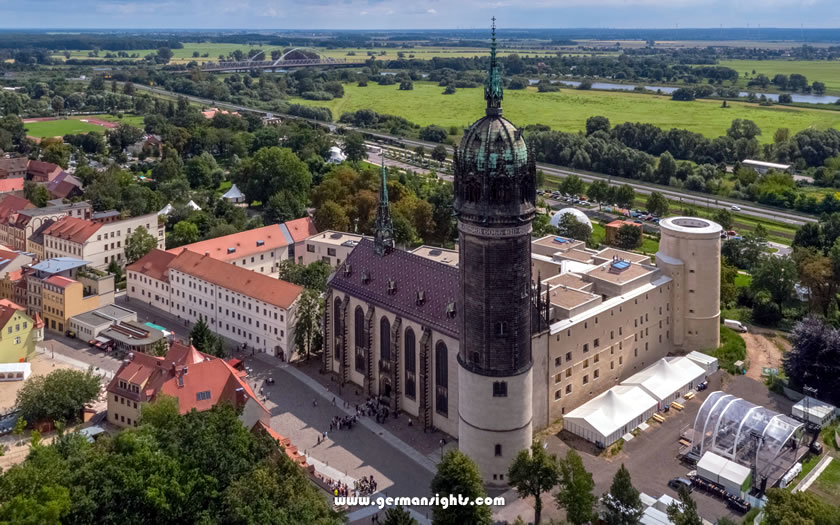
<box><xmin>724</xmin><ymin>319</ymin><xmax>748</xmax><ymax>333</ymax></box>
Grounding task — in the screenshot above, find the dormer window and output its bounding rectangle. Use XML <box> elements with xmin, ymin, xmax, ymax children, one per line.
<box><xmin>361</xmin><ymin>270</ymin><xmax>370</xmax><ymax>284</ymax></box>
<box><xmin>446</xmin><ymin>301</ymin><xmax>456</xmax><ymax>319</ymax></box>
<box><xmin>387</xmin><ymin>278</ymin><xmax>397</xmax><ymax>295</ymax></box>
<box><xmin>416</xmin><ymin>290</ymin><xmax>425</xmax><ymax>306</ymax></box>
<box><xmin>344</xmin><ymin>264</ymin><xmax>352</xmax><ymax>277</ymax></box>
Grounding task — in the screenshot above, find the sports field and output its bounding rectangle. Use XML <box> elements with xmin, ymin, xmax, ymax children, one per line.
<box><xmin>290</xmin><ymin>82</ymin><xmax>840</xmax><ymax>142</ymax></box>
<box><xmin>24</xmin><ymin>115</ymin><xmax>144</xmax><ymax>138</ymax></box>
<box><xmin>720</xmin><ymin>59</ymin><xmax>840</xmax><ymax>95</ymax></box>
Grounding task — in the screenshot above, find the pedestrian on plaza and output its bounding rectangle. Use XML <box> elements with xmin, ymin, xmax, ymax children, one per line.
<box><xmin>332</xmin><ymin>396</ymin><xmax>336</xmax><ymax>405</ymax></box>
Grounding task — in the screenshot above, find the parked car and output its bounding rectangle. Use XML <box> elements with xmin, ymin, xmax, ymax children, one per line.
<box><xmin>731</xmin><ymin>205</ymin><xmax>742</xmax><ymax>211</ymax></box>
<box><xmin>668</xmin><ymin>478</ymin><xmax>693</xmax><ymax>493</ymax></box>
<box><xmin>724</xmin><ymin>319</ymin><xmax>748</xmax><ymax>333</ymax></box>
<box><xmin>697</xmin><ymin>381</ymin><xmax>708</xmax><ymax>391</ymax></box>
<box><xmin>64</xmin><ymin>330</ymin><xmax>76</xmax><ymax>338</ymax></box>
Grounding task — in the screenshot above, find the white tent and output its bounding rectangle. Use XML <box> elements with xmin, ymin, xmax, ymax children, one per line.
<box><xmin>686</xmin><ymin>351</ymin><xmax>719</xmax><ymax>375</ymax></box>
<box><xmin>0</xmin><ymin>362</ymin><xmax>31</xmax><ymax>382</ymax></box>
<box><xmin>157</xmin><ymin>203</ymin><xmax>174</xmax><ymax>216</ymax></box>
<box><xmin>792</xmin><ymin>396</ymin><xmax>837</xmax><ymax>426</ymax></box>
<box><xmin>221</xmin><ymin>184</ymin><xmax>245</xmax><ymax>203</ymax></box>
<box><xmin>550</xmin><ymin>208</ymin><xmax>593</xmax><ymax>230</ymax></box>
<box><xmin>621</xmin><ymin>357</ymin><xmax>706</xmax><ymax>405</ymax></box>
<box><xmin>564</xmin><ymin>384</ymin><xmax>658</xmax><ymax>446</ymax></box>
<box><xmin>187</xmin><ymin>200</ymin><xmax>201</xmax><ymax>211</ymax></box>
<box><xmin>329</xmin><ymin>146</ymin><xmax>347</xmax><ymax>164</ymax></box>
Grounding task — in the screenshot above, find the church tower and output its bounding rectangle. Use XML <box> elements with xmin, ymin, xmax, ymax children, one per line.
<box><xmin>455</xmin><ymin>18</ymin><xmax>536</xmax><ymax>486</ymax></box>
<box><xmin>374</xmin><ymin>158</ymin><xmax>395</xmax><ymax>255</ymax></box>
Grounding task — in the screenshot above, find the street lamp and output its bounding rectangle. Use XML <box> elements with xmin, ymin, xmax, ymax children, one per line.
<box><xmin>439</xmin><ymin>438</ymin><xmax>446</xmax><ymax>460</ymax></box>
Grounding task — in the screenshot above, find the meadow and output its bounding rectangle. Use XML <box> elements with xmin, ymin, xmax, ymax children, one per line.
<box><xmin>290</xmin><ymin>82</ymin><xmax>840</xmax><ymax>143</ymax></box>
<box><xmin>720</xmin><ymin>59</ymin><xmax>840</xmax><ymax>95</ymax></box>
<box><xmin>24</xmin><ymin>114</ymin><xmax>144</xmax><ymax>138</ymax></box>
<box><xmin>51</xmin><ymin>42</ymin><xmax>562</xmax><ymax>64</ymax></box>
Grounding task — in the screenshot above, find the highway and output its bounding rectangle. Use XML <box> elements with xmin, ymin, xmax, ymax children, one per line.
<box><xmin>132</xmin><ymin>83</ymin><xmax>816</xmax><ymax>227</ymax></box>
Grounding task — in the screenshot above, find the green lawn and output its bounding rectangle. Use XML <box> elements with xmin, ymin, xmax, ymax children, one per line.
<box><xmin>24</xmin><ymin>115</ymin><xmax>143</xmax><ymax>138</ymax></box>
<box><xmin>785</xmin><ymin>453</ymin><xmax>822</xmax><ymax>491</ymax></box>
<box><xmin>291</xmin><ymin>82</ymin><xmax>840</xmax><ymax>143</ymax></box>
<box><xmin>705</xmin><ymin>326</ymin><xmax>747</xmax><ymax>374</ymax></box>
<box><xmin>811</xmin><ymin>458</ymin><xmax>840</xmax><ymax>505</ymax></box>
<box><xmin>734</xmin><ymin>273</ymin><xmax>752</xmax><ymax>289</ymax></box>
<box><xmin>720</xmin><ymin>59</ymin><xmax>840</xmax><ymax>96</ymax></box>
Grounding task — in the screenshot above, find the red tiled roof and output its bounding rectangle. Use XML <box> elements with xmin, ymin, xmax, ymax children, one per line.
<box><xmin>126</xmin><ymin>249</ymin><xmax>177</xmax><ymax>283</ymax></box>
<box><xmin>169</xmin><ymin>250</ymin><xmax>303</xmax><ymax>309</ymax></box>
<box><xmin>0</xmin><ymin>195</ymin><xmax>34</xmax><ymax>221</ymax></box>
<box><xmin>27</xmin><ymin>160</ymin><xmax>62</xmax><ymax>180</ymax></box>
<box><xmin>167</xmin><ymin>224</ymin><xmax>291</xmax><ymax>262</ymax></box>
<box><xmin>285</xmin><ymin>216</ymin><xmax>318</xmax><ymax>242</ymax></box>
<box><xmin>43</xmin><ymin>216</ymin><xmax>102</xmax><ymax>243</ymax></box>
<box><xmin>0</xmin><ymin>178</ymin><xmax>23</xmax><ymax>193</ymax></box>
<box><xmin>106</xmin><ymin>340</ymin><xmax>268</xmax><ymax>420</ymax></box>
<box><xmin>0</xmin><ymin>157</ymin><xmax>28</xmax><ymax>174</ymax></box>
<box><xmin>33</xmin><ymin>312</ymin><xmax>44</xmax><ymax>329</ymax></box>
<box><xmin>607</xmin><ymin>219</ymin><xmax>642</xmax><ymax>228</ymax></box>
<box><xmin>44</xmin><ymin>275</ymin><xmax>76</xmax><ymax>289</ymax></box>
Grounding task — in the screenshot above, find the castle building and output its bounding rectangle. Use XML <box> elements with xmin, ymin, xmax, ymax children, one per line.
<box><xmin>322</xmin><ymin>21</ymin><xmax>721</xmax><ymax>485</ymax></box>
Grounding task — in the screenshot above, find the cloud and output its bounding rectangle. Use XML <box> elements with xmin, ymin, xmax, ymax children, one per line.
<box><xmin>427</xmin><ymin>8</ymin><xmax>436</xmax><ymax>14</ymax></box>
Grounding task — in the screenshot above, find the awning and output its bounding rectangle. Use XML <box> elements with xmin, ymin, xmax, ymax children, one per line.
<box><xmin>95</xmin><ymin>336</ymin><xmax>112</xmax><ymax>344</ymax></box>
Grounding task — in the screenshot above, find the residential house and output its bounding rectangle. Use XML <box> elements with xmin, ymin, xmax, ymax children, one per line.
<box><xmin>46</xmin><ymin>171</ymin><xmax>83</xmax><ymax>200</ymax></box>
<box><xmin>0</xmin><ymin>299</ymin><xmax>41</xmax><ymax>363</ymax></box>
<box><xmin>167</xmin><ymin>217</ymin><xmax>317</xmax><ymax>276</ymax></box>
<box><xmin>26</xmin><ymin>219</ymin><xmax>55</xmax><ymax>260</ymax></box>
<box><xmin>128</xmin><ymin>249</ymin><xmax>302</xmax><ymax>360</ymax></box>
<box><xmin>0</xmin><ymin>157</ymin><xmax>28</xmax><ymax>179</ymax></box>
<box><xmin>605</xmin><ymin>219</ymin><xmax>645</xmax><ymax>247</ymax></box>
<box><xmin>27</xmin><ymin>161</ymin><xmax>63</xmax><ymax>183</ymax></box>
<box><xmin>302</xmin><ymin>230</ymin><xmax>363</xmax><ymax>268</ymax></box>
<box><xmin>0</xmin><ymin>201</ymin><xmax>91</xmax><ymax>252</ymax></box>
<box><xmin>43</xmin><ymin>213</ymin><xmax>165</xmax><ymax>269</ymax></box>
<box><xmin>106</xmin><ymin>340</ymin><xmax>269</xmax><ymax>429</ymax></box>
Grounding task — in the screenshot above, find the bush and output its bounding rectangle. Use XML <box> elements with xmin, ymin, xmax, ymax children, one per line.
<box><xmin>300</xmin><ymin>91</ymin><xmax>333</xmax><ymax>101</ymax></box>
<box><xmin>284</xmin><ymin>103</ymin><xmax>332</xmax><ymax>122</ymax></box>
<box><xmin>705</xmin><ymin>326</ymin><xmax>747</xmax><ymax>374</ymax></box>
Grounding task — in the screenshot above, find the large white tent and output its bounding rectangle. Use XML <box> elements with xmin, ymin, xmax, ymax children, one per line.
<box><xmin>621</xmin><ymin>357</ymin><xmax>706</xmax><ymax>406</ymax></box>
<box><xmin>564</xmin><ymin>384</ymin><xmax>658</xmax><ymax>446</ymax></box>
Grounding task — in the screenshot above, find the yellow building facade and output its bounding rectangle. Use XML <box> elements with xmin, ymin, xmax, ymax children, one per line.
<box><xmin>0</xmin><ymin>302</ymin><xmax>38</xmax><ymax>363</ymax></box>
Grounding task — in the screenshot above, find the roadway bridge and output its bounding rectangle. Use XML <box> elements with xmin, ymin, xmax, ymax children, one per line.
<box><xmin>200</xmin><ymin>48</ymin><xmax>365</xmax><ymax>72</ymax></box>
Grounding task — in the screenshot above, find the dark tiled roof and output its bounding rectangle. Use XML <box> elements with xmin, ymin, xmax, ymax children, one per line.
<box><xmin>331</xmin><ymin>238</ymin><xmax>459</xmax><ymax>337</ymax></box>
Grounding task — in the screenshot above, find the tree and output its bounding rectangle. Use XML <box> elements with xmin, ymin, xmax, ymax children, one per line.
<box><xmin>343</xmin><ymin>132</ymin><xmax>367</xmax><ymax>163</ymax></box>
<box><xmin>763</xmin><ymin>487</ymin><xmax>840</xmax><ymax>525</ymax></box>
<box><xmin>294</xmin><ymin>289</ymin><xmax>324</xmax><ymax>360</ymax></box>
<box><xmin>812</xmin><ymin>81</ymin><xmax>826</xmax><ymax>95</ymax></box>
<box><xmin>750</xmin><ymin>255</ymin><xmax>797</xmax><ymax>311</ymax></box>
<box><xmin>784</xmin><ymin>317</ymin><xmax>840</xmax><ymax>406</ymax></box>
<box><xmin>125</xmin><ymin>226</ymin><xmax>158</xmax><ymax>264</ymax></box>
<box><xmin>645</xmin><ymin>192</ymin><xmax>669</xmax><ymax>217</ymax></box>
<box><xmin>443</xmin><ymin>85</ymin><xmax>456</xmax><ymax>95</ymax></box>
<box><xmin>797</xmin><ymin>254</ymin><xmax>835</xmax><ymax>315</ymax></box>
<box><xmin>150</xmin><ymin>339</ymin><xmax>169</xmax><ymax>357</ymax></box>
<box><xmin>720</xmin><ymin>258</ymin><xmax>739</xmax><ymax>306</ymax></box>
<box><xmin>235</xmin><ymin>146</ymin><xmax>312</xmax><ymax>208</ymax></box>
<box><xmin>666</xmin><ymin>485</ymin><xmax>702</xmax><ymax>525</ymax></box>
<box><xmin>774</xmin><ymin>127</ymin><xmax>791</xmax><ymax>144</ymax></box>
<box><xmin>612</xmin><ymin>185</ymin><xmax>635</xmax><ymax>209</ymax></box>
<box><xmin>430</xmin><ymin>450</ymin><xmax>492</xmax><ymax>525</ymax></box>
<box><xmin>157</xmin><ymin>47</ymin><xmax>174</xmax><ymax>63</ymax></box>
<box><xmin>399</xmin><ymin>80</ymin><xmax>413</xmax><ymax>90</ymax></box>
<box><xmin>190</xmin><ymin>315</ymin><xmax>216</xmax><ymax>353</ymax></box>
<box><xmin>557</xmin><ymin>213</ymin><xmax>592</xmax><ymax>244</ymax></box>
<box><xmin>168</xmin><ymin>221</ymin><xmax>199</xmax><ymax>248</ymax></box>
<box><xmin>16</xmin><ymin>369</ymin><xmax>101</xmax><ymax>424</ymax></box>
<box><xmin>655</xmin><ymin>152</ymin><xmax>677</xmax><ymax>185</ymax></box>
<box><xmin>51</xmin><ymin>95</ymin><xmax>64</xmax><ymax>113</ymax></box>
<box><xmin>277</xmin><ymin>260</ymin><xmax>333</xmax><ymax>292</ymax></box>
<box><xmin>560</xmin><ymin>174</ymin><xmax>586</xmax><ymax>197</ymax></box>
<box><xmin>12</xmin><ymin>416</ymin><xmax>26</xmax><ymax>445</ymax></box>
<box><xmin>419</xmin><ymin>125</ymin><xmax>448</xmax><ymax>143</ymax></box>
<box><xmin>42</xmin><ymin>143</ymin><xmax>70</xmax><ymax>169</ymax></box>
<box><xmin>585</xmin><ymin>116</ymin><xmax>610</xmax><ymax>136</ymax></box>
<box><xmin>508</xmin><ymin>441</ymin><xmax>560</xmax><ymax>525</ymax></box>
<box><xmin>431</xmin><ymin>145</ymin><xmax>448</xmax><ymax>162</ymax></box>
<box><xmin>414</xmin><ymin>145</ymin><xmax>425</xmax><ymax>159</ymax></box>
<box><xmin>713</xmin><ymin>209</ymin><xmax>734</xmax><ymax>231</ymax></box>
<box><xmin>554</xmin><ymin>449</ymin><xmax>596</xmax><ymax>525</ymax></box>
<box><xmin>315</xmin><ymin>200</ymin><xmax>350</xmax><ymax>232</ymax></box>
<box><xmin>586</xmin><ymin>180</ymin><xmax>610</xmax><ymax>208</ymax></box>
<box><xmin>382</xmin><ymin>505</ymin><xmax>417</xmax><ymax>525</ymax></box>
<box><xmin>615</xmin><ymin>224</ymin><xmax>642</xmax><ymax>250</ymax></box>
<box><xmin>24</xmin><ymin>181</ymin><xmax>49</xmax><ymax>207</ymax></box>
<box><xmin>265</xmin><ymin>191</ymin><xmax>306</xmax><ymax>224</ymax></box>
<box><xmin>601</xmin><ymin>464</ymin><xmax>643</xmax><ymax>525</ymax></box>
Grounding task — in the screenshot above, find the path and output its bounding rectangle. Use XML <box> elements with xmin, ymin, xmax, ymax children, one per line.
<box><xmin>793</xmin><ymin>455</ymin><xmax>834</xmax><ymax>493</ymax></box>
<box><xmin>742</xmin><ymin>331</ymin><xmax>783</xmax><ymax>381</ymax></box>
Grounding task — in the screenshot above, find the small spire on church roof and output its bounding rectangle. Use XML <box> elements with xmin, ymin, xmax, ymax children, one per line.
<box><xmin>484</xmin><ymin>16</ymin><xmax>503</xmax><ymax>115</ymax></box>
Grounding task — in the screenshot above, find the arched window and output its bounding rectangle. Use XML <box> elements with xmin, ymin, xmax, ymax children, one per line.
<box><xmin>435</xmin><ymin>341</ymin><xmax>448</xmax><ymax>416</ymax></box>
<box><xmin>354</xmin><ymin>306</ymin><xmax>365</xmax><ymax>373</ymax></box>
<box><xmin>380</xmin><ymin>317</ymin><xmax>391</xmax><ymax>362</ymax></box>
<box><xmin>333</xmin><ymin>297</ymin><xmax>342</xmax><ymax>362</ymax></box>
<box><xmin>404</xmin><ymin>328</ymin><xmax>416</xmax><ymax>399</ymax></box>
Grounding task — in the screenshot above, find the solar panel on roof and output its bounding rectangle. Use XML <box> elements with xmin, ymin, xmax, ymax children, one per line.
<box><xmin>611</xmin><ymin>260</ymin><xmax>631</xmax><ymax>271</ymax></box>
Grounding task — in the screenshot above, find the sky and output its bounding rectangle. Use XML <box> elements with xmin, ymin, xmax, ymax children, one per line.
<box><xmin>1</xmin><ymin>0</ymin><xmax>838</xmax><ymax>30</ymax></box>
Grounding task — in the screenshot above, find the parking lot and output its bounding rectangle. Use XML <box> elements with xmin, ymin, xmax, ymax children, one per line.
<box><xmin>538</xmin><ymin>371</ymin><xmax>795</xmax><ymax>523</ymax></box>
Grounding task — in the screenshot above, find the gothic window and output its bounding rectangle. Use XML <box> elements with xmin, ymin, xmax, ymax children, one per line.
<box><xmin>435</xmin><ymin>341</ymin><xmax>448</xmax><ymax>416</ymax></box>
<box><xmin>404</xmin><ymin>328</ymin><xmax>416</xmax><ymax>399</ymax></box>
<box><xmin>354</xmin><ymin>306</ymin><xmax>365</xmax><ymax>373</ymax></box>
<box><xmin>495</xmin><ymin>321</ymin><xmax>507</xmax><ymax>337</ymax></box>
<box><xmin>380</xmin><ymin>317</ymin><xmax>391</xmax><ymax>362</ymax></box>
<box><xmin>333</xmin><ymin>297</ymin><xmax>342</xmax><ymax>362</ymax></box>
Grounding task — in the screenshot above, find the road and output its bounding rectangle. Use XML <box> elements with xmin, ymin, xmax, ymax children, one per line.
<box><xmin>131</xmin><ymin>83</ymin><xmax>816</xmax><ymax>227</ymax></box>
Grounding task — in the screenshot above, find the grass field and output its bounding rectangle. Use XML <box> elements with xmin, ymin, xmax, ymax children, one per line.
<box><xmin>810</xmin><ymin>458</ymin><xmax>840</xmax><ymax>505</ymax></box>
<box><xmin>51</xmin><ymin>42</ymin><xmax>562</xmax><ymax>64</ymax></box>
<box><xmin>24</xmin><ymin>114</ymin><xmax>144</xmax><ymax>138</ymax></box>
<box><xmin>291</xmin><ymin>82</ymin><xmax>840</xmax><ymax>143</ymax></box>
<box><xmin>720</xmin><ymin>59</ymin><xmax>840</xmax><ymax>95</ymax></box>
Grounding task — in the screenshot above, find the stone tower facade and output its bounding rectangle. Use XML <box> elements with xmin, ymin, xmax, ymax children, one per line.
<box><xmin>656</xmin><ymin>217</ymin><xmax>722</xmax><ymax>351</ymax></box>
<box><xmin>454</xmin><ymin>19</ymin><xmax>537</xmax><ymax>486</ymax></box>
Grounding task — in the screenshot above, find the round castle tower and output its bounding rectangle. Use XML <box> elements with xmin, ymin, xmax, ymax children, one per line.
<box><xmin>656</xmin><ymin>217</ymin><xmax>722</xmax><ymax>351</ymax></box>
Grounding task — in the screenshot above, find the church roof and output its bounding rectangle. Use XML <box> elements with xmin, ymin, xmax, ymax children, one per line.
<box><xmin>330</xmin><ymin>238</ymin><xmax>459</xmax><ymax>337</ymax></box>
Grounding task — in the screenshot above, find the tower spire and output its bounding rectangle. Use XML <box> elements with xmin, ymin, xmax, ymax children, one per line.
<box><xmin>484</xmin><ymin>16</ymin><xmax>503</xmax><ymax>115</ymax></box>
<box><xmin>374</xmin><ymin>158</ymin><xmax>395</xmax><ymax>256</ymax></box>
